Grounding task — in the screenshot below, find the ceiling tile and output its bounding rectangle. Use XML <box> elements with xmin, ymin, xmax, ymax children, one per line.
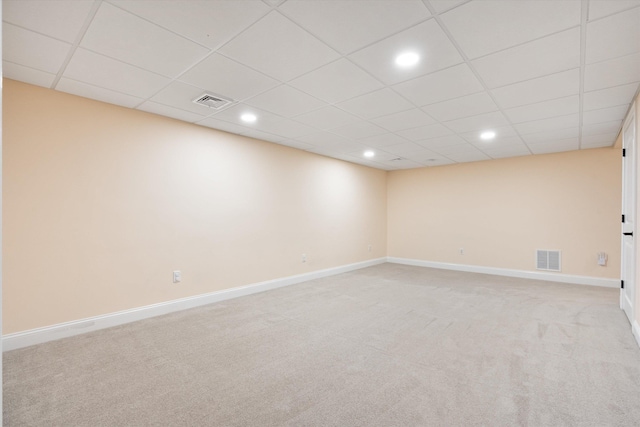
<box><xmin>583</xmin><ymin>83</ymin><xmax>640</xmax><ymax>111</ymax></box>
<box><xmin>245</xmin><ymin>85</ymin><xmax>325</xmax><ymax>118</ymax></box>
<box><xmin>430</xmin><ymin>142</ymin><xmax>477</xmax><ymax>155</ymax></box>
<box><xmin>288</xmin><ymin>58</ymin><xmax>384</xmax><ymax>104</ymax></box>
<box><xmin>472</xmin><ymin>28</ymin><xmax>580</xmax><ymax>89</ymax></box>
<box><xmin>80</xmin><ymin>3</ymin><xmax>209</xmax><ymax>77</ymax></box>
<box><xmin>179</xmin><ymin>53</ymin><xmax>278</xmax><ymax>102</ymax></box>
<box><xmin>393</xmin><ymin>63</ymin><xmax>484</xmax><ymax>106</ymax></box>
<box><xmin>150</xmin><ymin>81</ymin><xmax>220</xmax><ymax>115</ymax></box>
<box><xmin>253</xmin><ymin>119</ymin><xmax>316</xmax><ymax>139</ymax></box>
<box><xmin>521</xmin><ymin>127</ymin><xmax>579</xmax><ymax>144</ymax></box>
<box><xmin>336</xmin><ymin>88</ymin><xmax>414</xmax><ymax>120</ymax></box>
<box><xmin>63</xmin><ymin>48</ymin><xmax>171</xmax><ymax>98</ymax></box>
<box><xmin>529</xmin><ymin>138</ymin><xmax>579</xmax><ymax>154</ymax></box>
<box><xmin>588</xmin><ymin>0</ymin><xmax>640</xmax><ymax>21</ymax></box>
<box><xmin>514</xmin><ymin>114</ymin><xmax>579</xmax><ymax>135</ymax></box>
<box><xmin>2</xmin><ymin>61</ymin><xmax>56</xmax><ymax>87</ymax></box>
<box><xmin>196</xmin><ymin>117</ymin><xmax>253</xmax><ymax>135</ymax></box>
<box><xmin>383</xmin><ymin>142</ymin><xmax>433</xmax><ymax>156</ymax></box>
<box><xmin>3</xmin><ymin>0</ymin><xmax>94</xmax><ymax>43</ymax></box>
<box><xmin>377</xmin><ymin>158</ymin><xmax>427</xmax><ymax>169</ymax></box>
<box><xmin>323</xmin><ymin>141</ymin><xmax>370</xmax><ymax>154</ymax></box>
<box><xmin>279</xmin><ymin>0</ymin><xmax>430</xmax><ymax>54</ymax></box>
<box><xmin>439</xmin><ymin>0</ymin><xmax>580</xmax><ymax>59</ymax></box>
<box><xmin>109</xmin><ymin>0</ymin><xmax>270</xmax><ymax>49</ymax></box>
<box><xmin>470</xmin><ymin>135</ymin><xmax>525</xmax><ymax>150</ymax></box>
<box><xmin>297</xmin><ymin>131</ymin><xmax>354</xmax><ymax>148</ymax></box>
<box><xmin>482</xmin><ymin>145</ymin><xmax>531</xmax><ymax>159</ymax></box>
<box><xmin>427</xmin><ymin>0</ymin><xmax>470</xmax><ymax>13</ymax></box>
<box><xmin>443</xmin><ymin>111</ymin><xmax>510</xmax><ymax>133</ymax></box>
<box><xmin>276</xmin><ymin>140</ymin><xmax>317</xmax><ymax>151</ymax></box>
<box><xmin>584</xmin><ymin>53</ymin><xmax>640</xmax><ymax>91</ymax></box>
<box><xmin>421</xmin><ymin>92</ymin><xmax>498</xmax><ymax>122</ymax></box>
<box><xmin>358</xmin><ymin>133</ymin><xmax>411</xmax><ymax>148</ymax></box>
<box><xmin>582</xmin><ymin>120</ymin><xmax>623</xmax><ymax>136</ymax></box>
<box><xmin>397</xmin><ymin>123</ymin><xmax>454</xmax><ymax>141</ymax></box>
<box><xmin>332</xmin><ymin>121</ymin><xmax>387</xmax><ymax>139</ymax></box>
<box><xmin>57</xmin><ymin>78</ymin><xmax>144</xmax><ymax>108</ymax></box>
<box><xmin>211</xmin><ymin>104</ymin><xmax>283</xmax><ymax>128</ymax></box>
<box><xmin>348</xmin><ymin>20</ymin><xmax>463</xmax><ymax>85</ymax></box>
<box><xmin>491</xmin><ymin>69</ymin><xmax>580</xmax><ymax>109</ymax></box>
<box><xmin>458</xmin><ymin>125</ymin><xmax>519</xmax><ymax>143</ymax></box>
<box><xmin>583</xmin><ymin>105</ymin><xmax>630</xmax><ymax>125</ymax></box>
<box><xmin>586</xmin><ymin>7</ymin><xmax>640</xmax><ymax>64</ymax></box>
<box><xmin>240</xmin><ymin>128</ymin><xmax>284</xmax><ymax>143</ymax></box>
<box><xmin>293</xmin><ymin>107</ymin><xmax>361</xmax><ymax>130</ymax></box>
<box><xmin>138</xmin><ymin>101</ymin><xmax>207</xmax><ymax>123</ymax></box>
<box><xmin>503</xmin><ymin>96</ymin><xmax>579</xmax><ymax>123</ymax></box>
<box><xmin>218</xmin><ymin>11</ymin><xmax>340</xmax><ymax>82</ymax></box>
<box><xmin>445</xmin><ymin>149</ymin><xmax>491</xmax><ymax>163</ymax></box>
<box><xmin>371</xmin><ymin>109</ymin><xmax>436</xmax><ymax>132</ymax></box>
<box><xmin>581</xmin><ymin>132</ymin><xmax>619</xmax><ymax>148</ymax></box>
<box><xmin>3</xmin><ymin>23</ymin><xmax>71</xmax><ymax>73</ymax></box>
<box><xmin>415</xmin><ymin>135</ymin><xmax>468</xmax><ymax>150</ymax></box>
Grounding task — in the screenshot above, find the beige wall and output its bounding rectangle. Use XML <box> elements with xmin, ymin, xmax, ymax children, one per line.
<box><xmin>3</xmin><ymin>80</ymin><xmax>388</xmax><ymax>333</ymax></box>
<box><xmin>387</xmin><ymin>148</ymin><xmax>622</xmax><ymax>278</ymax></box>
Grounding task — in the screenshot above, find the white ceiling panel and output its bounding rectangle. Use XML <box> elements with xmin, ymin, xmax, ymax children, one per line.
<box><xmin>584</xmin><ymin>53</ymin><xmax>640</xmax><ymax>91</ymax></box>
<box><xmin>588</xmin><ymin>0</ymin><xmax>640</xmax><ymax>21</ymax></box>
<box><xmin>393</xmin><ymin>63</ymin><xmax>484</xmax><ymax>106</ymax></box>
<box><xmin>337</xmin><ymin>88</ymin><xmax>415</xmax><ymax>120</ymax></box>
<box><xmin>218</xmin><ymin>11</ymin><xmax>339</xmax><ymax>82</ymax></box>
<box><xmin>239</xmin><ymin>128</ymin><xmax>283</xmax><ymax>143</ymax></box>
<box><xmin>279</xmin><ymin>0</ymin><xmax>430</xmax><ymax>54</ymax></box>
<box><xmin>245</xmin><ymin>85</ymin><xmax>325</xmax><ymax>118</ymax></box>
<box><xmin>3</xmin><ymin>24</ymin><xmax>71</xmax><ymax>74</ymax></box>
<box><xmin>81</xmin><ymin>3</ymin><xmax>209</xmax><ymax>77</ymax></box>
<box><xmin>483</xmin><ymin>145</ymin><xmax>531</xmax><ymax>159</ymax></box>
<box><xmin>211</xmin><ymin>104</ymin><xmax>283</xmax><ymax>128</ymax></box>
<box><xmin>57</xmin><ymin>78</ymin><xmax>143</xmax><ymax>108</ymax></box>
<box><xmin>427</xmin><ymin>0</ymin><xmax>471</xmax><ymax>13</ymax></box>
<box><xmin>586</xmin><ymin>7</ymin><xmax>640</xmax><ymax>64</ymax></box>
<box><xmin>521</xmin><ymin>128</ymin><xmax>580</xmax><ymax>144</ymax></box>
<box><xmin>581</xmin><ymin>132</ymin><xmax>620</xmax><ymax>148</ymax></box>
<box><xmin>349</xmin><ymin>20</ymin><xmax>463</xmax><ymax>85</ymax></box>
<box><xmin>421</xmin><ymin>92</ymin><xmax>498</xmax><ymax>122</ymax></box>
<box><xmin>445</xmin><ymin>150</ymin><xmax>491</xmax><ymax>163</ymax></box>
<box><xmin>150</xmin><ymin>81</ymin><xmax>218</xmax><ymax>115</ymax></box>
<box><xmin>529</xmin><ymin>138</ymin><xmax>580</xmax><ymax>154</ymax></box>
<box><xmin>371</xmin><ymin>109</ymin><xmax>436</xmax><ymax>132</ymax></box>
<box><xmin>443</xmin><ymin>111</ymin><xmax>510</xmax><ymax>133</ymax></box>
<box><xmin>503</xmin><ymin>96</ymin><xmax>579</xmax><ymax>124</ymax></box>
<box><xmin>397</xmin><ymin>123</ymin><xmax>454</xmax><ymax>141</ymax></box>
<box><xmin>293</xmin><ymin>107</ymin><xmax>361</xmax><ymax>130</ymax></box>
<box><xmin>332</xmin><ymin>122</ymin><xmax>388</xmax><ymax>140</ymax></box>
<box><xmin>3</xmin><ymin>0</ymin><xmax>94</xmax><ymax>43</ymax></box>
<box><xmin>472</xmin><ymin>28</ymin><xmax>580</xmax><ymax>89</ymax></box>
<box><xmin>459</xmin><ymin>126</ymin><xmax>519</xmax><ymax>143</ymax></box>
<box><xmin>383</xmin><ymin>142</ymin><xmax>433</xmax><ymax>156</ymax></box>
<box><xmin>491</xmin><ymin>69</ymin><xmax>580</xmax><ymax>109</ymax></box>
<box><xmin>276</xmin><ymin>139</ymin><xmax>316</xmax><ymax>151</ymax></box>
<box><xmin>254</xmin><ymin>119</ymin><xmax>316</xmax><ymax>139</ymax></box>
<box><xmin>470</xmin><ymin>136</ymin><xmax>526</xmax><ymax>151</ymax></box>
<box><xmin>179</xmin><ymin>53</ymin><xmax>278</xmax><ymax>102</ymax></box>
<box><xmin>514</xmin><ymin>114</ymin><xmax>580</xmax><ymax>135</ymax></box>
<box><xmin>430</xmin><ymin>142</ymin><xmax>478</xmax><ymax>155</ymax></box>
<box><xmin>297</xmin><ymin>131</ymin><xmax>355</xmax><ymax>148</ymax></box>
<box><xmin>416</xmin><ymin>135</ymin><xmax>468</xmax><ymax>150</ymax></box>
<box><xmin>583</xmin><ymin>83</ymin><xmax>640</xmax><ymax>111</ymax></box>
<box><xmin>583</xmin><ymin>105</ymin><xmax>630</xmax><ymax>125</ymax></box>
<box><xmin>196</xmin><ymin>117</ymin><xmax>253</xmax><ymax>135</ymax></box>
<box><xmin>63</xmin><ymin>48</ymin><xmax>171</xmax><ymax>98</ymax></box>
<box><xmin>439</xmin><ymin>0</ymin><xmax>581</xmax><ymax>59</ymax></box>
<box><xmin>582</xmin><ymin>120</ymin><xmax>624</xmax><ymax>136</ymax></box>
<box><xmin>358</xmin><ymin>133</ymin><xmax>411</xmax><ymax>148</ymax></box>
<box><xmin>109</xmin><ymin>0</ymin><xmax>270</xmax><ymax>49</ymax></box>
<box><xmin>138</xmin><ymin>101</ymin><xmax>206</xmax><ymax>124</ymax></box>
<box><xmin>288</xmin><ymin>58</ymin><xmax>384</xmax><ymax>104</ymax></box>
<box><xmin>3</xmin><ymin>62</ymin><xmax>56</xmax><ymax>87</ymax></box>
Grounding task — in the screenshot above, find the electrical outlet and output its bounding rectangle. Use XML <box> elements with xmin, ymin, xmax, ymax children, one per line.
<box><xmin>302</xmin><ymin>254</ymin><xmax>307</xmax><ymax>263</ymax></box>
<box><xmin>173</xmin><ymin>270</ymin><xmax>182</xmax><ymax>283</ymax></box>
<box><xmin>459</xmin><ymin>248</ymin><xmax>464</xmax><ymax>255</ymax></box>
<box><xmin>368</xmin><ymin>244</ymin><xmax>372</xmax><ymax>252</ymax></box>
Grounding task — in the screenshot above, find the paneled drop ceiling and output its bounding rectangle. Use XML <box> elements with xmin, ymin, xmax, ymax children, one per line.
<box><xmin>3</xmin><ymin>0</ymin><xmax>640</xmax><ymax>170</ymax></box>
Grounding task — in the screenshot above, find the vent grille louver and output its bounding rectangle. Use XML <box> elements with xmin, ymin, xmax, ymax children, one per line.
<box><xmin>192</xmin><ymin>93</ymin><xmax>235</xmax><ymax>109</ymax></box>
<box><xmin>536</xmin><ymin>250</ymin><xmax>561</xmax><ymax>271</ymax></box>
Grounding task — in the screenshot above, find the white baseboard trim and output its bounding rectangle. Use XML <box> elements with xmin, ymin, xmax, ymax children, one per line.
<box><xmin>3</xmin><ymin>257</ymin><xmax>386</xmax><ymax>351</ymax></box>
<box><xmin>633</xmin><ymin>320</ymin><xmax>640</xmax><ymax>349</ymax></box>
<box><xmin>386</xmin><ymin>257</ymin><xmax>620</xmax><ymax>288</ymax></box>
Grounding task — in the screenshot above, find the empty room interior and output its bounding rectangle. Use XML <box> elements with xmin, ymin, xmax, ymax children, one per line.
<box><xmin>2</xmin><ymin>0</ymin><xmax>640</xmax><ymax>425</ymax></box>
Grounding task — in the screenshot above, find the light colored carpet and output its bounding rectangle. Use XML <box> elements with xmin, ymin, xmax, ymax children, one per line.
<box><xmin>4</xmin><ymin>263</ymin><xmax>640</xmax><ymax>426</ymax></box>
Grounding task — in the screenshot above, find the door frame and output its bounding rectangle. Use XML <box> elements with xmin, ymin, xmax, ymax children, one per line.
<box><xmin>621</xmin><ymin>101</ymin><xmax>637</xmax><ymax>324</ymax></box>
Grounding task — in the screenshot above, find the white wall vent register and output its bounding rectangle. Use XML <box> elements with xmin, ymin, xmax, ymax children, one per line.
<box><xmin>536</xmin><ymin>250</ymin><xmax>561</xmax><ymax>271</ymax></box>
<box><xmin>192</xmin><ymin>93</ymin><xmax>235</xmax><ymax>109</ymax></box>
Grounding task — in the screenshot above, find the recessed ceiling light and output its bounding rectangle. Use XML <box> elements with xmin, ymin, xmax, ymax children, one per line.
<box><xmin>395</xmin><ymin>51</ymin><xmax>420</xmax><ymax>68</ymax></box>
<box><xmin>364</xmin><ymin>150</ymin><xmax>375</xmax><ymax>158</ymax></box>
<box><xmin>480</xmin><ymin>131</ymin><xmax>496</xmax><ymax>140</ymax></box>
<box><xmin>240</xmin><ymin>113</ymin><xmax>257</xmax><ymax>123</ymax></box>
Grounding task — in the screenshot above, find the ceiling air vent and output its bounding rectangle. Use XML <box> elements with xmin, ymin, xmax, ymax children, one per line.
<box><xmin>536</xmin><ymin>250</ymin><xmax>561</xmax><ymax>272</ymax></box>
<box><xmin>192</xmin><ymin>93</ymin><xmax>234</xmax><ymax>109</ymax></box>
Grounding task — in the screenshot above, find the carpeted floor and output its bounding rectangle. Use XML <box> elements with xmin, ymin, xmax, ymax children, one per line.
<box><xmin>4</xmin><ymin>263</ymin><xmax>640</xmax><ymax>426</ymax></box>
